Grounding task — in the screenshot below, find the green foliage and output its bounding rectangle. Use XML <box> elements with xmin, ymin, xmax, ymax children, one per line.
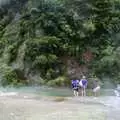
<box><xmin>0</xmin><ymin>0</ymin><xmax>120</xmax><ymax>86</ymax></box>
<box><xmin>90</xmin><ymin>46</ymin><xmax>120</xmax><ymax>83</ymax></box>
<box><xmin>46</xmin><ymin>68</ymin><xmax>56</xmax><ymax>80</ymax></box>
<box><xmin>33</xmin><ymin>54</ymin><xmax>59</xmax><ymax>78</ymax></box>
<box><xmin>2</xmin><ymin>69</ymin><xmax>18</xmax><ymax>86</ymax></box>
<box><xmin>34</xmin><ymin>55</ymin><xmax>48</xmax><ymax>66</ymax></box>
<box><xmin>0</xmin><ymin>63</ymin><xmax>17</xmax><ymax>86</ymax></box>
<box><xmin>24</xmin><ymin>36</ymin><xmax>63</xmax><ymax>79</ymax></box>
<box><xmin>8</xmin><ymin>44</ymin><xmax>18</xmax><ymax>62</ymax></box>
<box><xmin>0</xmin><ymin>39</ymin><xmax>7</xmax><ymax>55</ymax></box>
<box><xmin>47</xmin><ymin>54</ymin><xmax>58</xmax><ymax>64</ymax></box>
<box><xmin>25</xmin><ymin>36</ymin><xmax>61</xmax><ymax>61</ymax></box>
<box><xmin>47</xmin><ymin>76</ymin><xmax>69</xmax><ymax>87</ymax></box>
<box><xmin>0</xmin><ymin>63</ymin><xmax>28</xmax><ymax>87</ymax></box>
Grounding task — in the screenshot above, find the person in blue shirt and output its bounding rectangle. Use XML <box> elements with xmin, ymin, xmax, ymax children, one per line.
<box><xmin>71</xmin><ymin>79</ymin><xmax>79</xmax><ymax>96</ymax></box>
<box><xmin>79</xmin><ymin>76</ymin><xmax>88</xmax><ymax>96</ymax></box>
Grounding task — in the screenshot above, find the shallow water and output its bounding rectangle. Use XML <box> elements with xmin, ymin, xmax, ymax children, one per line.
<box><xmin>0</xmin><ymin>86</ymin><xmax>120</xmax><ymax>120</ymax></box>
<box><xmin>0</xmin><ymin>86</ymin><xmax>115</xmax><ymax>97</ymax></box>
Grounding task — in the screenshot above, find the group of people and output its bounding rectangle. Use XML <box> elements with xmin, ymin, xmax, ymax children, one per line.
<box><xmin>71</xmin><ymin>76</ymin><xmax>101</xmax><ymax>97</ymax></box>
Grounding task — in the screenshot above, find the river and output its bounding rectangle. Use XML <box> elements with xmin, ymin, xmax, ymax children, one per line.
<box><xmin>0</xmin><ymin>86</ymin><xmax>119</xmax><ymax>120</ymax></box>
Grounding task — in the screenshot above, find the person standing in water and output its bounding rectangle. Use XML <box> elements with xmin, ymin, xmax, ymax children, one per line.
<box><xmin>79</xmin><ymin>76</ymin><xmax>88</xmax><ymax>96</ymax></box>
<box><xmin>71</xmin><ymin>79</ymin><xmax>79</xmax><ymax>97</ymax></box>
<box><xmin>92</xmin><ymin>79</ymin><xmax>101</xmax><ymax>97</ymax></box>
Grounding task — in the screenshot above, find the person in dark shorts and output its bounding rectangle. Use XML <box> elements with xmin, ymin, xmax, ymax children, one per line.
<box><xmin>71</xmin><ymin>79</ymin><xmax>79</xmax><ymax>96</ymax></box>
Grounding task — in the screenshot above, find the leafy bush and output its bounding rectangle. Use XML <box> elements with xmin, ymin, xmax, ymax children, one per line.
<box><xmin>90</xmin><ymin>46</ymin><xmax>120</xmax><ymax>84</ymax></box>
<box><xmin>33</xmin><ymin>55</ymin><xmax>48</xmax><ymax>67</ymax></box>
<box><xmin>25</xmin><ymin>36</ymin><xmax>61</xmax><ymax>61</ymax></box>
<box><xmin>47</xmin><ymin>76</ymin><xmax>69</xmax><ymax>87</ymax></box>
<box><xmin>33</xmin><ymin>54</ymin><xmax>58</xmax><ymax>67</ymax></box>
<box><xmin>46</xmin><ymin>68</ymin><xmax>56</xmax><ymax>80</ymax></box>
<box><xmin>24</xmin><ymin>36</ymin><xmax>62</xmax><ymax>79</ymax></box>
<box><xmin>0</xmin><ymin>39</ymin><xmax>7</xmax><ymax>55</ymax></box>
<box><xmin>0</xmin><ymin>66</ymin><xmax>18</xmax><ymax>86</ymax></box>
<box><xmin>0</xmin><ymin>63</ymin><xmax>27</xmax><ymax>87</ymax></box>
<box><xmin>48</xmin><ymin>54</ymin><xmax>58</xmax><ymax>63</ymax></box>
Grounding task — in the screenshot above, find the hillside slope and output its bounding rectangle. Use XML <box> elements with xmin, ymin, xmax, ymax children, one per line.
<box><xmin>0</xmin><ymin>0</ymin><xmax>120</xmax><ymax>86</ymax></box>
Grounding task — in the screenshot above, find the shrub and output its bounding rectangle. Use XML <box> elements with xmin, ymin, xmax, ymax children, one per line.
<box><xmin>0</xmin><ymin>39</ymin><xmax>7</xmax><ymax>55</ymax></box>
<box><xmin>25</xmin><ymin>36</ymin><xmax>61</xmax><ymax>61</ymax></box>
<box><xmin>33</xmin><ymin>55</ymin><xmax>48</xmax><ymax>68</ymax></box>
<box><xmin>46</xmin><ymin>68</ymin><xmax>55</xmax><ymax>80</ymax></box>
<box><xmin>1</xmin><ymin>67</ymin><xmax>18</xmax><ymax>86</ymax></box>
<box><xmin>33</xmin><ymin>54</ymin><xmax>58</xmax><ymax>66</ymax></box>
<box><xmin>8</xmin><ymin>44</ymin><xmax>18</xmax><ymax>62</ymax></box>
<box><xmin>47</xmin><ymin>76</ymin><xmax>69</xmax><ymax>87</ymax></box>
<box><xmin>47</xmin><ymin>54</ymin><xmax>58</xmax><ymax>64</ymax></box>
<box><xmin>0</xmin><ymin>63</ymin><xmax>27</xmax><ymax>86</ymax></box>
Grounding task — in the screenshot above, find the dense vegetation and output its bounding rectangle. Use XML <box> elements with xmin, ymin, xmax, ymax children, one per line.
<box><xmin>0</xmin><ymin>0</ymin><xmax>120</xmax><ymax>87</ymax></box>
